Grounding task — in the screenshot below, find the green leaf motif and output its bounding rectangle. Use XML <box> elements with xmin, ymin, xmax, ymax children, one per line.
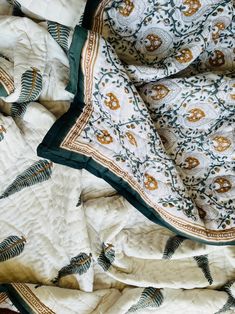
<box><xmin>215</xmin><ymin>280</ymin><xmax>235</xmax><ymax>313</ymax></box>
<box><xmin>6</xmin><ymin>0</ymin><xmax>20</xmax><ymax>8</ymax></box>
<box><xmin>0</xmin><ymin>235</ymin><xmax>26</xmax><ymax>262</ymax></box>
<box><xmin>18</xmin><ymin>68</ymin><xmax>42</xmax><ymax>103</ymax></box>
<box><xmin>0</xmin><ymin>125</ymin><xmax>6</xmax><ymax>142</ymax></box>
<box><xmin>0</xmin><ymin>160</ymin><xmax>53</xmax><ymax>199</ymax></box>
<box><xmin>193</xmin><ymin>255</ymin><xmax>213</xmax><ymax>285</ymax></box>
<box><xmin>7</xmin><ymin>0</ymin><xmax>24</xmax><ymax>17</ymax></box>
<box><xmin>47</xmin><ymin>21</ymin><xmax>70</xmax><ymax>52</ymax></box>
<box><xmin>127</xmin><ymin>287</ymin><xmax>164</xmax><ymax>313</ymax></box>
<box><xmin>11</xmin><ymin>103</ymin><xmax>28</xmax><ymax>118</ymax></box>
<box><xmin>97</xmin><ymin>243</ymin><xmax>115</xmax><ymax>271</ymax></box>
<box><xmin>162</xmin><ymin>235</ymin><xmax>186</xmax><ymax>259</ymax></box>
<box><xmin>52</xmin><ymin>252</ymin><xmax>92</xmax><ymax>284</ymax></box>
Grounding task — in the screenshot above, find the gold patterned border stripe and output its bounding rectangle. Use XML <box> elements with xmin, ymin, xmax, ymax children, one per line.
<box><xmin>0</xmin><ymin>67</ymin><xmax>14</xmax><ymax>95</ymax></box>
<box><xmin>12</xmin><ymin>283</ymin><xmax>55</xmax><ymax>314</ymax></box>
<box><xmin>0</xmin><ymin>292</ymin><xmax>8</xmax><ymax>304</ymax></box>
<box><xmin>92</xmin><ymin>0</ymin><xmax>110</xmax><ymax>33</ymax></box>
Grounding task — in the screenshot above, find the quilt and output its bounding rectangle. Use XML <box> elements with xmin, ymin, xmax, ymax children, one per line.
<box><xmin>0</xmin><ymin>0</ymin><xmax>235</xmax><ymax>313</ymax></box>
<box><xmin>38</xmin><ymin>0</ymin><xmax>235</xmax><ymax>245</ymax></box>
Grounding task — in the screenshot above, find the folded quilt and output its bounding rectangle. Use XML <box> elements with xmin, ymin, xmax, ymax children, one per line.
<box><xmin>38</xmin><ymin>14</ymin><xmax>235</xmax><ymax>244</ymax></box>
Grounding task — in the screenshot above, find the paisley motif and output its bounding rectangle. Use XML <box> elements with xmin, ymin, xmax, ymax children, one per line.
<box><xmin>179</xmin><ymin>102</ymin><xmax>218</xmax><ymax>128</ymax></box>
<box><xmin>108</xmin><ymin>0</ymin><xmax>146</xmax><ymax>29</ymax></box>
<box><xmin>136</xmin><ymin>27</ymin><xmax>173</xmax><ymax>57</ymax></box>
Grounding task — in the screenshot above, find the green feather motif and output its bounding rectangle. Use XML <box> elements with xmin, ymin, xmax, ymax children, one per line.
<box><xmin>47</xmin><ymin>21</ymin><xmax>70</xmax><ymax>52</ymax></box>
<box><xmin>52</xmin><ymin>253</ymin><xmax>92</xmax><ymax>284</ymax></box>
<box><xmin>78</xmin><ymin>13</ymin><xmax>84</xmax><ymax>26</ymax></box>
<box><xmin>97</xmin><ymin>243</ymin><xmax>115</xmax><ymax>271</ymax></box>
<box><xmin>0</xmin><ymin>125</ymin><xmax>6</xmax><ymax>141</ymax></box>
<box><xmin>0</xmin><ymin>160</ymin><xmax>53</xmax><ymax>199</ymax></box>
<box><xmin>162</xmin><ymin>235</ymin><xmax>186</xmax><ymax>259</ymax></box>
<box><xmin>7</xmin><ymin>0</ymin><xmax>24</xmax><ymax>17</ymax></box>
<box><xmin>18</xmin><ymin>68</ymin><xmax>42</xmax><ymax>103</ymax></box>
<box><xmin>11</xmin><ymin>103</ymin><xmax>28</xmax><ymax>118</ymax></box>
<box><xmin>127</xmin><ymin>287</ymin><xmax>164</xmax><ymax>313</ymax></box>
<box><xmin>0</xmin><ymin>235</ymin><xmax>26</xmax><ymax>262</ymax></box>
<box><xmin>215</xmin><ymin>281</ymin><xmax>235</xmax><ymax>313</ymax></box>
<box><xmin>6</xmin><ymin>0</ymin><xmax>21</xmax><ymax>8</ymax></box>
<box><xmin>193</xmin><ymin>255</ymin><xmax>213</xmax><ymax>285</ymax></box>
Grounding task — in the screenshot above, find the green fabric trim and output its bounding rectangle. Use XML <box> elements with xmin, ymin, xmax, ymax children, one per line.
<box><xmin>37</xmin><ymin>26</ymin><xmax>235</xmax><ymax>246</ymax></box>
<box><xmin>82</xmin><ymin>0</ymin><xmax>101</xmax><ymax>30</ymax></box>
<box><xmin>0</xmin><ymin>83</ymin><xmax>8</xmax><ymax>97</ymax></box>
<box><xmin>66</xmin><ymin>26</ymin><xmax>87</xmax><ymax>95</ymax></box>
<box><xmin>0</xmin><ymin>284</ymin><xmax>33</xmax><ymax>314</ymax></box>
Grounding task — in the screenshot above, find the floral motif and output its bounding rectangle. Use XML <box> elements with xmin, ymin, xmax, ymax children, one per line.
<box><xmin>213</xmin><ymin>177</ymin><xmax>232</xmax><ymax>194</ymax></box>
<box><xmin>151</xmin><ymin>84</ymin><xmax>170</xmax><ymax>101</ymax></box>
<box><xmin>187</xmin><ymin>108</ymin><xmax>205</xmax><ymax>123</ymax></box>
<box><xmin>118</xmin><ymin>0</ymin><xmax>134</xmax><ymax>17</ymax></box>
<box><xmin>104</xmin><ymin>93</ymin><xmax>120</xmax><ymax>110</ymax></box>
<box><xmin>183</xmin><ymin>156</ymin><xmax>200</xmax><ymax>170</ymax></box>
<box><xmin>144</xmin><ymin>174</ymin><xmax>158</xmax><ymax>191</ymax></box>
<box><xmin>209</xmin><ymin>50</ymin><xmax>225</xmax><ymax>67</ymax></box>
<box><xmin>182</xmin><ymin>0</ymin><xmax>201</xmax><ymax>17</ymax></box>
<box><xmin>212</xmin><ymin>22</ymin><xmax>226</xmax><ymax>41</ymax></box>
<box><xmin>212</xmin><ymin>136</ymin><xmax>231</xmax><ymax>152</ymax></box>
<box><xmin>175</xmin><ymin>48</ymin><xmax>193</xmax><ymax>64</ymax></box>
<box><xmin>96</xmin><ymin>130</ymin><xmax>113</xmax><ymax>145</ymax></box>
<box><xmin>145</xmin><ymin>34</ymin><xmax>162</xmax><ymax>52</ymax></box>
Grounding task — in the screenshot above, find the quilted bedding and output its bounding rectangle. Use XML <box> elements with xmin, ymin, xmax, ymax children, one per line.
<box><xmin>0</xmin><ymin>0</ymin><xmax>235</xmax><ymax>313</ymax></box>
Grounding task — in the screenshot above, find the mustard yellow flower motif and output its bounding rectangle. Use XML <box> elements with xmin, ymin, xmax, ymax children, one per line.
<box><xmin>183</xmin><ymin>157</ymin><xmax>200</xmax><ymax>170</ymax></box>
<box><xmin>97</xmin><ymin>130</ymin><xmax>113</xmax><ymax>145</ymax></box>
<box><xmin>212</xmin><ymin>22</ymin><xmax>225</xmax><ymax>42</ymax></box>
<box><xmin>176</xmin><ymin>48</ymin><xmax>193</xmax><ymax>63</ymax></box>
<box><xmin>214</xmin><ymin>177</ymin><xmax>232</xmax><ymax>193</ymax></box>
<box><xmin>209</xmin><ymin>50</ymin><xmax>225</xmax><ymax>67</ymax></box>
<box><xmin>118</xmin><ymin>0</ymin><xmax>134</xmax><ymax>17</ymax></box>
<box><xmin>104</xmin><ymin>93</ymin><xmax>120</xmax><ymax>110</ymax></box>
<box><xmin>144</xmin><ymin>174</ymin><xmax>158</xmax><ymax>190</ymax></box>
<box><xmin>145</xmin><ymin>34</ymin><xmax>162</xmax><ymax>52</ymax></box>
<box><xmin>151</xmin><ymin>84</ymin><xmax>170</xmax><ymax>101</ymax></box>
<box><xmin>187</xmin><ymin>108</ymin><xmax>205</xmax><ymax>123</ymax></box>
<box><xmin>126</xmin><ymin>131</ymin><xmax>137</xmax><ymax>146</ymax></box>
<box><xmin>213</xmin><ymin>136</ymin><xmax>231</xmax><ymax>152</ymax></box>
<box><xmin>182</xmin><ymin>0</ymin><xmax>201</xmax><ymax>17</ymax></box>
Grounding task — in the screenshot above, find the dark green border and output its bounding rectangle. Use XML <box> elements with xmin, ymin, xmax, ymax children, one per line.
<box><xmin>82</xmin><ymin>0</ymin><xmax>101</xmax><ymax>30</ymax></box>
<box><xmin>0</xmin><ymin>83</ymin><xmax>8</xmax><ymax>97</ymax></box>
<box><xmin>37</xmin><ymin>26</ymin><xmax>235</xmax><ymax>246</ymax></box>
<box><xmin>0</xmin><ymin>284</ymin><xmax>34</xmax><ymax>314</ymax></box>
